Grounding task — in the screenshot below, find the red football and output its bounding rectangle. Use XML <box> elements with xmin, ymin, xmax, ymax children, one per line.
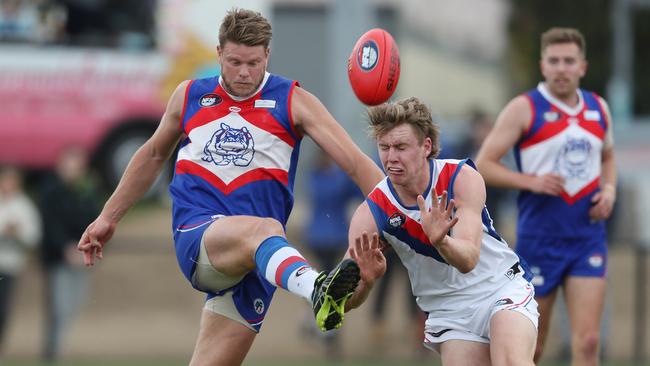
<box><xmin>348</xmin><ymin>28</ymin><xmax>400</xmax><ymax>106</ymax></box>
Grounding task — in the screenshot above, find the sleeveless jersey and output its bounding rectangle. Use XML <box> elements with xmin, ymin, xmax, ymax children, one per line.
<box><xmin>169</xmin><ymin>72</ymin><xmax>301</xmax><ymax>231</ymax></box>
<box><xmin>515</xmin><ymin>83</ymin><xmax>610</xmax><ymax>238</ymax></box>
<box><xmin>366</xmin><ymin>159</ymin><xmax>525</xmax><ymax>315</ymax></box>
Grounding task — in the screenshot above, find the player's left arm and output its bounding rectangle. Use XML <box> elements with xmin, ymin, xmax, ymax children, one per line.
<box><xmin>418</xmin><ymin>165</ymin><xmax>483</xmax><ymax>273</ymax></box>
<box><xmin>291</xmin><ymin>87</ymin><xmax>384</xmax><ymax>196</ymax></box>
<box><xmin>589</xmin><ymin>97</ymin><xmax>617</xmax><ymax>221</ymax></box>
<box><xmin>344</xmin><ymin>202</ymin><xmax>387</xmax><ymax>312</ymax></box>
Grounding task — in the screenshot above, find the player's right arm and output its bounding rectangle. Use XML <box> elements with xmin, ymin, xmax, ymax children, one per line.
<box><xmin>475</xmin><ymin>95</ymin><xmax>564</xmax><ymax>195</ymax></box>
<box><xmin>291</xmin><ymin>87</ymin><xmax>384</xmax><ymax>196</ymax></box>
<box><xmin>344</xmin><ymin>202</ymin><xmax>386</xmax><ymax>312</ymax></box>
<box><xmin>77</xmin><ymin>81</ymin><xmax>188</xmax><ymax>266</ymax></box>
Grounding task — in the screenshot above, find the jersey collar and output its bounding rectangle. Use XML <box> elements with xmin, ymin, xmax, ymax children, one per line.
<box><xmin>219</xmin><ymin>72</ymin><xmax>270</xmax><ymax>101</ymax></box>
<box><xmin>537</xmin><ymin>82</ymin><xmax>584</xmax><ymax>116</ymax></box>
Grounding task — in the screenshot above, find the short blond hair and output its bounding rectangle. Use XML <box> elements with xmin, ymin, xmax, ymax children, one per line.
<box><xmin>541</xmin><ymin>27</ymin><xmax>586</xmax><ymax>57</ymax></box>
<box><xmin>367</xmin><ymin>97</ymin><xmax>440</xmax><ymax>160</ymax></box>
<box><xmin>219</xmin><ymin>8</ymin><xmax>272</xmax><ymax>48</ymax></box>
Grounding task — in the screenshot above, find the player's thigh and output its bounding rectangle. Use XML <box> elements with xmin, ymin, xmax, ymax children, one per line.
<box><xmin>439</xmin><ymin>340</ymin><xmax>490</xmax><ymax>366</ymax></box>
<box><xmin>564</xmin><ymin>276</ymin><xmax>606</xmax><ymax>333</ymax></box>
<box><xmin>534</xmin><ymin>289</ymin><xmax>558</xmax><ymax>338</ymax></box>
<box><xmin>490</xmin><ymin>310</ymin><xmax>536</xmax><ymax>366</ymax></box>
<box><xmin>190</xmin><ymin>309</ymin><xmax>257</xmax><ymax>366</ymax></box>
<box><xmin>203</xmin><ymin>215</ymin><xmax>285</xmax><ymax>275</ymax></box>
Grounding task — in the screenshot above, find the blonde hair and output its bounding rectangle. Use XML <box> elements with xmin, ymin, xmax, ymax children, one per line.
<box><xmin>367</xmin><ymin>97</ymin><xmax>440</xmax><ymax>159</ymax></box>
<box><xmin>219</xmin><ymin>8</ymin><xmax>272</xmax><ymax>48</ymax></box>
<box><xmin>541</xmin><ymin>27</ymin><xmax>586</xmax><ymax>57</ymax></box>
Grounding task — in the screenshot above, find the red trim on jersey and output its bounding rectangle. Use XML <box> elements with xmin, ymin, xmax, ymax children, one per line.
<box><xmin>368</xmin><ymin>189</ymin><xmax>431</xmax><ymax>244</ymax></box>
<box><xmin>183</xmin><ymin>82</ymin><xmax>297</xmax><ymax>147</ymax></box>
<box><xmin>175</xmin><ymin>160</ymin><xmax>289</xmax><ymax>194</ymax></box>
<box><xmin>578</xmin><ymin>120</ymin><xmax>606</xmax><ymax>140</ymax></box>
<box><xmin>434</xmin><ymin>163</ymin><xmax>456</xmax><ymax>194</ymax></box>
<box><xmin>243</xmin><ymin>108</ymin><xmax>296</xmax><ymax>147</ymax></box>
<box><xmin>275</xmin><ymin>256</ymin><xmax>304</xmax><ymax>287</ymax></box>
<box><xmin>184</xmin><ymin>107</ymin><xmax>233</xmax><ymax>133</ymax></box>
<box><xmin>560</xmin><ymin>177</ymin><xmax>600</xmax><ymax>205</ymax></box>
<box><xmin>520</xmin><ymin>117</ymin><xmax>569</xmax><ymax>149</ymax></box>
<box><xmin>179</xmin><ymin>80</ymin><xmax>195</xmax><ymax>131</ymax></box>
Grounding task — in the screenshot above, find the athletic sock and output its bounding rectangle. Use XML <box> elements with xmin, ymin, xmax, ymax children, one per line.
<box><xmin>254</xmin><ymin>236</ymin><xmax>319</xmax><ymax>301</ymax></box>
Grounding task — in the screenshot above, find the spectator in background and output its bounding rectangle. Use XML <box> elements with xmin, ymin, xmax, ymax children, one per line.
<box><xmin>0</xmin><ymin>0</ymin><xmax>40</xmax><ymax>42</ymax></box>
<box><xmin>302</xmin><ymin>151</ymin><xmax>362</xmax><ymax>360</ymax></box>
<box><xmin>0</xmin><ymin>165</ymin><xmax>41</xmax><ymax>356</ymax></box>
<box><xmin>39</xmin><ymin>146</ymin><xmax>100</xmax><ymax>362</ymax></box>
<box><xmin>454</xmin><ymin>109</ymin><xmax>509</xmax><ymax>225</ymax></box>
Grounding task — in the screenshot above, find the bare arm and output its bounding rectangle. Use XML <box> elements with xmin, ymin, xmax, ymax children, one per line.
<box><xmin>418</xmin><ymin>166</ymin><xmax>484</xmax><ymax>273</ymax></box>
<box><xmin>589</xmin><ymin>97</ymin><xmax>617</xmax><ymax>221</ymax></box>
<box><xmin>344</xmin><ymin>202</ymin><xmax>386</xmax><ymax>311</ymax></box>
<box><xmin>77</xmin><ymin>81</ymin><xmax>187</xmax><ymax>265</ymax></box>
<box><xmin>292</xmin><ymin>87</ymin><xmax>383</xmax><ymax>196</ymax></box>
<box><xmin>475</xmin><ymin>96</ymin><xmax>564</xmax><ymax>194</ymax></box>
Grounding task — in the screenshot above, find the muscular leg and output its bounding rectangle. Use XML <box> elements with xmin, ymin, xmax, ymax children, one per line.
<box><xmin>189</xmin><ymin>310</ymin><xmax>256</xmax><ymax>366</ymax></box>
<box><xmin>490</xmin><ymin>310</ymin><xmax>536</xmax><ymax>366</ymax></box>
<box><xmin>564</xmin><ymin>277</ymin><xmax>606</xmax><ymax>366</ymax></box>
<box><xmin>533</xmin><ymin>289</ymin><xmax>558</xmax><ymax>363</ymax></box>
<box><xmin>440</xmin><ymin>340</ymin><xmax>490</xmax><ymax>366</ymax></box>
<box><xmin>202</xmin><ymin>216</ymin><xmax>285</xmax><ymax>277</ymax></box>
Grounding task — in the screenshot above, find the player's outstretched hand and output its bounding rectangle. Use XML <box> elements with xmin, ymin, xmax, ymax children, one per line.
<box><xmin>417</xmin><ymin>189</ymin><xmax>458</xmax><ymax>246</ymax></box>
<box><xmin>349</xmin><ymin>232</ymin><xmax>386</xmax><ymax>285</ymax></box>
<box><xmin>78</xmin><ymin>216</ymin><xmax>116</xmax><ymax>267</ymax></box>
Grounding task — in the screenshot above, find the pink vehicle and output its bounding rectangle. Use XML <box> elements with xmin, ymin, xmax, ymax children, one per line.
<box><xmin>0</xmin><ymin>1</ymin><xmax>225</xmax><ymax>191</ymax></box>
<box><xmin>0</xmin><ymin>45</ymin><xmax>169</xmax><ymax>189</ymax></box>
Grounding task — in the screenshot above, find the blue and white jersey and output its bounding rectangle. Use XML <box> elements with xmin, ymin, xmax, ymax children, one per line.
<box><xmin>515</xmin><ymin>82</ymin><xmax>611</xmax><ymax>238</ymax></box>
<box><xmin>366</xmin><ymin>159</ymin><xmax>525</xmax><ymax>315</ymax></box>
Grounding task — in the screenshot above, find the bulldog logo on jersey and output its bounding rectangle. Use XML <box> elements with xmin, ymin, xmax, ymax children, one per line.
<box><xmin>202</xmin><ymin>122</ymin><xmax>255</xmax><ymax>167</ymax></box>
<box><xmin>388</xmin><ymin>212</ymin><xmax>406</xmax><ymax>228</ymax></box>
<box><xmin>553</xmin><ymin>137</ymin><xmax>593</xmax><ymax>180</ymax></box>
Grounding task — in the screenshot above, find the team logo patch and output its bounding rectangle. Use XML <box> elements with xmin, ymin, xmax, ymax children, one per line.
<box><xmin>253</xmin><ymin>298</ymin><xmax>265</xmax><ymax>315</ymax></box>
<box><xmin>202</xmin><ymin>122</ymin><xmax>255</xmax><ymax>167</ymax></box>
<box><xmin>494</xmin><ymin>298</ymin><xmax>514</xmax><ymax>306</ymax></box>
<box><xmin>254</xmin><ymin>99</ymin><xmax>276</xmax><ymax>109</ymax></box>
<box><xmin>553</xmin><ymin>137</ymin><xmax>593</xmax><ymax>181</ymax></box>
<box><xmin>543</xmin><ymin>111</ymin><xmax>560</xmax><ymax>122</ymax></box>
<box><xmin>584</xmin><ymin>110</ymin><xmax>601</xmax><ymax>121</ymax></box>
<box><xmin>357</xmin><ymin>40</ymin><xmax>379</xmax><ymax>72</ymax></box>
<box><xmin>199</xmin><ymin>93</ymin><xmax>222</xmax><ymax>107</ymax></box>
<box><xmin>295</xmin><ymin>266</ymin><xmax>309</xmax><ymax>277</ymax></box>
<box><xmin>388</xmin><ymin>212</ymin><xmax>406</xmax><ymax>228</ymax></box>
<box><xmin>588</xmin><ymin>254</ymin><xmax>604</xmax><ymax>268</ymax></box>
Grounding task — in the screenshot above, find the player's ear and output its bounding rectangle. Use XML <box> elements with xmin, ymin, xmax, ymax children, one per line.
<box><xmin>423</xmin><ymin>137</ymin><xmax>432</xmax><ymax>156</ymax></box>
<box><xmin>265</xmin><ymin>47</ymin><xmax>270</xmax><ymax>58</ymax></box>
<box><xmin>217</xmin><ymin>45</ymin><xmax>223</xmax><ymax>59</ymax></box>
<box><xmin>579</xmin><ymin>59</ymin><xmax>588</xmax><ymax>78</ymax></box>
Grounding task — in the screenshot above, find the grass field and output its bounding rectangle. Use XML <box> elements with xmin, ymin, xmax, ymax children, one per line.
<box><xmin>3</xmin><ymin>361</ymin><xmax>650</xmax><ymax>366</ymax></box>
